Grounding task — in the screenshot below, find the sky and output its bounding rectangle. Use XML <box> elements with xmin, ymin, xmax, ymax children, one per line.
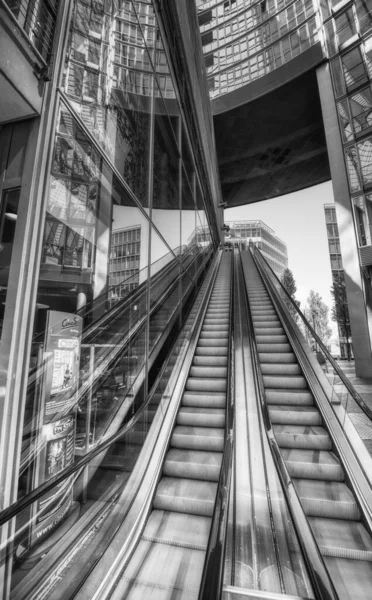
<box><xmin>225</xmin><ymin>180</ymin><xmax>338</xmax><ymax>335</ymax></box>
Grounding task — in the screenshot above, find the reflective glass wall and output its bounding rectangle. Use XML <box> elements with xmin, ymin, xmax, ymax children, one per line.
<box><xmin>197</xmin><ymin>0</ymin><xmax>318</xmax><ymax>97</ymax></box>
<box><xmin>0</xmin><ymin>2</ymin><xmax>218</xmax><ymax>594</ymax></box>
<box><xmin>327</xmin><ymin>2</ymin><xmax>372</xmax><ymax>288</ymax></box>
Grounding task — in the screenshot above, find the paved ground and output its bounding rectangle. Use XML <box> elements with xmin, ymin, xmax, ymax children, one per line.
<box><xmin>326</xmin><ymin>359</ymin><xmax>372</xmax><ymax>455</ymax></box>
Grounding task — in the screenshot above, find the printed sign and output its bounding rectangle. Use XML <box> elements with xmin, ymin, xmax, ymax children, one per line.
<box><xmin>43</xmin><ymin>312</ymin><xmax>82</xmax><ymax>422</ymax></box>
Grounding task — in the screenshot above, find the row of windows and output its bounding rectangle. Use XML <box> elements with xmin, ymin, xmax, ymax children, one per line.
<box><xmin>208</xmin><ymin>17</ymin><xmax>317</xmax><ymax>96</ymax></box>
<box><xmin>109</xmin><ymin>269</ymin><xmax>140</xmax><ymax>285</ymax></box>
<box><xmin>111</xmin><ymin>242</ymin><xmax>141</xmax><ymax>257</ymax></box>
<box><xmin>115</xmin><ymin>19</ymin><xmax>155</xmax><ymax>47</ymax></box>
<box><xmin>260</xmin><ymin>241</ymin><xmax>288</xmax><ymax>266</ymax></box>
<box><xmin>324</xmin><ymin>206</ymin><xmax>337</xmax><ymax>223</ymax></box>
<box><xmin>330</xmin><ymin>253</ymin><xmax>343</xmax><ymax>270</ymax></box>
<box><xmin>324</xmin><ymin>1</ymin><xmax>372</xmax><ymax>57</ymax></box>
<box><xmin>109</xmin><ymin>258</ymin><xmax>140</xmax><ymax>271</ymax></box>
<box><xmin>112</xmin><ymin>228</ymin><xmax>141</xmax><ymax>244</ymax></box>
<box><xmin>118</xmin><ymin>1</ymin><xmax>156</xmax><ymax>26</ymax></box>
<box><xmin>326</xmin><ymin>222</ymin><xmax>339</xmax><ymax>237</ymax></box>
<box><xmin>199</xmin><ymin>0</ymin><xmax>298</xmax><ymax>30</ymax></box>
<box><xmin>229</xmin><ymin>227</ymin><xmax>287</xmax><ymax>257</ymax></box>
<box><xmin>202</xmin><ymin>0</ymin><xmax>313</xmax><ymax>62</ymax></box>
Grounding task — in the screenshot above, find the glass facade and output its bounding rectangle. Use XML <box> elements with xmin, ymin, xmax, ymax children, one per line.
<box><xmin>324</xmin><ymin>203</ymin><xmax>353</xmax><ymax>358</ymax></box>
<box><xmin>0</xmin><ymin>2</ymin><xmax>220</xmax><ymax>593</ymax></box>
<box><xmin>197</xmin><ymin>0</ymin><xmax>318</xmax><ymax>97</ymax></box>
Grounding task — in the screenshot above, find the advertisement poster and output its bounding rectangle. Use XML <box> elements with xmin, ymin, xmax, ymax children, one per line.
<box><xmin>28</xmin><ymin>311</ymin><xmax>82</xmax><ymax>547</ymax></box>
<box><xmin>30</xmin><ymin>415</ymin><xmax>76</xmax><ymax>545</ymax></box>
<box><xmin>44</xmin><ymin>311</ymin><xmax>82</xmax><ymax>422</ymax></box>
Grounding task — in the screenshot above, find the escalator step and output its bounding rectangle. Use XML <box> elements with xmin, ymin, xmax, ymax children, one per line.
<box><xmin>154</xmin><ymin>477</ymin><xmax>218</xmax><ymax>516</ymax></box>
<box><xmin>192</xmin><ymin>356</ymin><xmax>228</xmax><ymax>367</ymax></box>
<box><xmin>269</xmin><ymin>405</ymin><xmax>322</xmax><ymax>425</ymax></box>
<box><xmin>258</xmin><ymin>343</ymin><xmax>292</xmax><ymax>353</ymax></box>
<box><xmin>189</xmin><ymin>366</ymin><xmax>228</xmax><ymax>378</ymax></box>
<box><xmin>186</xmin><ymin>377</ymin><xmax>227</xmax><ymax>392</ymax></box>
<box><xmin>256</xmin><ymin>335</ymin><xmax>288</xmax><ymax>344</ymax></box>
<box><xmin>263</xmin><ymin>375</ymin><xmax>307</xmax><ymax>389</ymax></box>
<box><xmin>281</xmin><ymin>449</ymin><xmax>344</xmax><ymax>481</ymax></box>
<box><xmin>323</xmin><ymin>556</ymin><xmax>372</xmax><ymax>600</ymax></box>
<box><xmin>182</xmin><ymin>391</ymin><xmax>226</xmax><ymax>408</ymax></box>
<box><xmin>197</xmin><ymin>338</ymin><xmax>229</xmax><ymax>348</ymax></box>
<box><xmin>266</xmin><ymin>389</ymin><xmax>314</xmax><ymax>405</ymax></box>
<box><xmin>163</xmin><ymin>449</ymin><xmax>222</xmax><ymax>481</ymax></box>
<box><xmin>294</xmin><ymin>479</ymin><xmax>360</xmax><ymax>520</ymax></box>
<box><xmin>255</xmin><ymin>329</ymin><xmax>285</xmax><ymax>338</ymax></box>
<box><xmin>253</xmin><ymin>315</ymin><xmax>280</xmax><ymax>322</ymax></box>
<box><xmin>309</xmin><ymin>517</ymin><xmax>372</xmax><ymax>559</ymax></box>
<box><xmin>274</xmin><ymin>424</ymin><xmax>332</xmax><ymax>450</ymax></box>
<box><xmin>261</xmin><ymin>363</ymin><xmax>301</xmax><ymax>375</ymax></box>
<box><xmin>195</xmin><ymin>346</ymin><xmax>228</xmax><ymax>356</ymax></box>
<box><xmin>143</xmin><ymin>510</ymin><xmax>211</xmax><ymax>549</ymax></box>
<box><xmin>259</xmin><ymin>352</ymin><xmax>297</xmax><ymax>364</ymax></box>
<box><xmin>177</xmin><ymin>407</ymin><xmax>225</xmax><ymax>427</ymax></box>
<box><xmin>199</xmin><ymin>331</ymin><xmax>229</xmax><ymax>340</ymax></box>
<box><xmin>201</xmin><ymin>324</ymin><xmax>229</xmax><ymax>333</ymax></box>
<box><xmin>171</xmin><ymin>425</ymin><xmax>224</xmax><ymax>451</ymax></box>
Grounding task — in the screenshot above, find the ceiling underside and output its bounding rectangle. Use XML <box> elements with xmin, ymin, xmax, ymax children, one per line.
<box><xmin>213</xmin><ymin>69</ymin><xmax>331</xmax><ymax>207</ymax></box>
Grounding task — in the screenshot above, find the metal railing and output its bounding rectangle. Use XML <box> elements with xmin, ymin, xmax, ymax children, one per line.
<box><xmin>242</xmin><ymin>249</ymin><xmax>339</xmax><ymax>600</ymax></box>
<box><xmin>250</xmin><ymin>242</ymin><xmax>372</xmax><ymax>425</ymax></box>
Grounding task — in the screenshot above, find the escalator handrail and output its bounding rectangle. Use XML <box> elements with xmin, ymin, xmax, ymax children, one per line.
<box><xmin>241</xmin><ymin>251</ymin><xmax>340</xmax><ymax>600</ymax></box>
<box><xmin>82</xmin><ymin>244</ymin><xmax>199</xmax><ymax>343</ymax></box>
<box><xmin>0</xmin><ymin>251</ymin><xmax>212</xmax><ymax>528</ymax></box>
<box><xmin>19</xmin><ymin>248</ymin><xmax>212</xmax><ymax>478</ymax></box>
<box><xmin>198</xmin><ymin>251</ymin><xmax>235</xmax><ymax>600</ymax></box>
<box><xmin>250</xmin><ymin>243</ymin><xmax>372</xmax><ymax>423</ymax></box>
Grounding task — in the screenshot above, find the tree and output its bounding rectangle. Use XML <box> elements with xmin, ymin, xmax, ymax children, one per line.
<box><xmin>280</xmin><ymin>268</ymin><xmax>300</xmax><ymax>323</ymax></box>
<box><xmin>331</xmin><ymin>279</ymin><xmax>352</xmax><ymax>361</ymax></box>
<box><xmin>304</xmin><ymin>290</ymin><xmax>332</xmax><ymax>350</ymax></box>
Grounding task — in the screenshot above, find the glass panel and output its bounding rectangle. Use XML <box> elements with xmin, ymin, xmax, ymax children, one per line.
<box><xmin>341</xmin><ymin>47</ymin><xmax>368</xmax><ymax>91</ymax></box>
<box><xmin>345</xmin><ymin>145</ymin><xmax>362</xmax><ymax>192</ymax></box>
<box><xmin>64</xmin><ymin>0</ymin><xmax>152</xmax><ymax>207</ymax></box>
<box><xmin>335</xmin><ymin>8</ymin><xmax>357</xmax><ymax>46</ymax></box>
<box><xmin>349</xmin><ymin>86</ymin><xmax>372</xmax><ymax>134</ymax></box>
<box><xmin>357</xmin><ymin>137</ymin><xmax>372</xmax><ymax>186</ymax></box>
<box><xmin>331</xmin><ymin>58</ymin><xmax>346</xmax><ymax>98</ymax></box>
<box><xmin>356</xmin><ymin>0</ymin><xmax>372</xmax><ymax>35</ymax></box>
<box><xmin>352</xmin><ymin>195</ymin><xmax>372</xmax><ymax>246</ymax></box>
<box><xmin>0</xmin><ymin>188</ymin><xmax>20</xmax><ymax>324</ymax></box>
<box><xmin>337</xmin><ymin>100</ymin><xmax>353</xmax><ymax>141</ymax></box>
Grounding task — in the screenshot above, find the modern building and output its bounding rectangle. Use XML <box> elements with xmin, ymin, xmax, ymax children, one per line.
<box><xmin>197</xmin><ymin>0</ymin><xmax>372</xmax><ymax>377</ymax></box>
<box><xmin>0</xmin><ymin>1</ymin><xmax>222</xmax><ymax>592</ymax></box>
<box><xmin>1</xmin><ymin>0</ymin><xmax>372</xmax><ymax>598</ymax></box>
<box><xmin>324</xmin><ymin>203</ymin><xmax>353</xmax><ymax>358</ymax></box>
<box><xmin>108</xmin><ymin>225</ymin><xmax>141</xmax><ymax>304</ymax></box>
<box><xmin>225</xmin><ymin>219</ymin><xmax>288</xmax><ymax>276</ymax></box>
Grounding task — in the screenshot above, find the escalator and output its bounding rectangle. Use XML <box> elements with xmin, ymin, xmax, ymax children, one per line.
<box><xmin>242</xmin><ymin>249</ymin><xmax>372</xmax><ymax>600</ymax></box>
<box><xmin>4</xmin><ymin>248</ymin><xmax>372</xmax><ymax>600</ymax></box>
<box><xmin>104</xmin><ymin>252</ymin><xmax>232</xmax><ymax>598</ymax></box>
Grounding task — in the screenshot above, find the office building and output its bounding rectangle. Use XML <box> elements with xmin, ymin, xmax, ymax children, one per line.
<box><xmin>197</xmin><ymin>0</ymin><xmax>372</xmax><ymax>377</ymax></box>
<box><xmin>1</xmin><ymin>1</ymin><xmax>372</xmax><ymax>599</ymax></box>
<box><xmin>226</xmin><ymin>219</ymin><xmax>288</xmax><ymax>276</ymax></box>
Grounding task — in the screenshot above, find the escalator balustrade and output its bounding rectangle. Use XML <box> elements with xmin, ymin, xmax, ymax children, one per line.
<box><xmin>243</xmin><ymin>251</ymin><xmax>372</xmax><ymax>600</ymax></box>
<box><xmin>114</xmin><ymin>253</ymin><xmax>232</xmax><ymax>599</ymax></box>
